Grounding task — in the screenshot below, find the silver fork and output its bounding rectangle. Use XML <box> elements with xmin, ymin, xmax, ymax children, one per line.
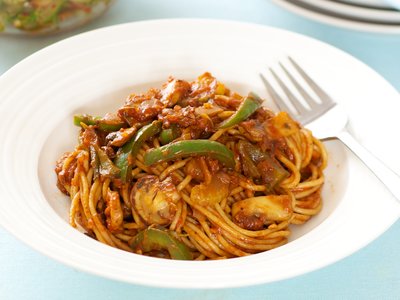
<box><xmin>260</xmin><ymin>56</ymin><xmax>400</xmax><ymax>202</ymax></box>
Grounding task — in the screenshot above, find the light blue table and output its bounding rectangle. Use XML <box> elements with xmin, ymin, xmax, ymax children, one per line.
<box><xmin>1</xmin><ymin>1</ymin><xmax>399</xmax><ymax>299</ymax></box>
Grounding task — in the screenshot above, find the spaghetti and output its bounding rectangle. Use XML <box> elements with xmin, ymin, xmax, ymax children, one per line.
<box><xmin>55</xmin><ymin>72</ymin><xmax>327</xmax><ymax>260</ymax></box>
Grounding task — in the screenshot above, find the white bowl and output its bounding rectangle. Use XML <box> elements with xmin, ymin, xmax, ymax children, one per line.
<box><xmin>0</xmin><ymin>19</ymin><xmax>399</xmax><ymax>288</ymax></box>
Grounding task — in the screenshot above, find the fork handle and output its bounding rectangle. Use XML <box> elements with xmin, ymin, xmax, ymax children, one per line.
<box><xmin>337</xmin><ymin>130</ymin><xmax>400</xmax><ymax>203</ymax></box>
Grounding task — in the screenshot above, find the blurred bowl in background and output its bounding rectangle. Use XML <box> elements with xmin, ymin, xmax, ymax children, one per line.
<box><xmin>384</xmin><ymin>0</ymin><xmax>400</xmax><ymax>9</ymax></box>
<box><xmin>342</xmin><ymin>0</ymin><xmax>396</xmax><ymax>7</ymax></box>
<box><xmin>0</xmin><ymin>0</ymin><xmax>115</xmax><ymax>35</ymax></box>
<box><xmin>272</xmin><ymin>0</ymin><xmax>400</xmax><ymax>33</ymax></box>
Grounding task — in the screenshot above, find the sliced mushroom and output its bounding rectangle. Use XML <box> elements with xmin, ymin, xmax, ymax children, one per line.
<box><xmin>130</xmin><ymin>175</ymin><xmax>180</xmax><ymax>225</ymax></box>
<box><xmin>232</xmin><ymin>195</ymin><xmax>292</xmax><ymax>230</ymax></box>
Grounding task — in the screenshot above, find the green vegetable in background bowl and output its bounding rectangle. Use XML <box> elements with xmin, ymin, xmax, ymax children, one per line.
<box><xmin>0</xmin><ymin>0</ymin><xmax>115</xmax><ymax>35</ymax></box>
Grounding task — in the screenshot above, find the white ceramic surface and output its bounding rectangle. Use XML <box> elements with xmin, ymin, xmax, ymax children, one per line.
<box><xmin>384</xmin><ymin>0</ymin><xmax>400</xmax><ymax>9</ymax></box>
<box><xmin>341</xmin><ymin>0</ymin><xmax>391</xmax><ymax>7</ymax></box>
<box><xmin>297</xmin><ymin>0</ymin><xmax>400</xmax><ymax>22</ymax></box>
<box><xmin>0</xmin><ymin>19</ymin><xmax>399</xmax><ymax>288</ymax></box>
<box><xmin>272</xmin><ymin>0</ymin><xmax>400</xmax><ymax>33</ymax></box>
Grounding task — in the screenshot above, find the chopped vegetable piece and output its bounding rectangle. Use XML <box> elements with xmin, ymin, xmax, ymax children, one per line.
<box><xmin>266</xmin><ymin>111</ymin><xmax>300</xmax><ymax>138</ymax></box>
<box><xmin>218</xmin><ymin>92</ymin><xmax>262</xmax><ymax>129</ymax></box>
<box><xmin>129</xmin><ymin>227</ymin><xmax>192</xmax><ymax>260</ymax></box>
<box><xmin>237</xmin><ymin>140</ymin><xmax>288</xmax><ymax>190</ymax></box>
<box><xmin>114</xmin><ymin>121</ymin><xmax>162</xmax><ymax>182</ymax></box>
<box><xmin>105</xmin><ymin>189</ymin><xmax>124</xmax><ymax>232</ymax></box>
<box><xmin>232</xmin><ymin>195</ymin><xmax>292</xmax><ymax>230</ymax></box>
<box><xmin>74</xmin><ymin>114</ymin><xmax>125</xmax><ymax>132</ymax></box>
<box><xmin>159</xmin><ymin>125</ymin><xmax>181</xmax><ymax>145</ymax></box>
<box><xmin>144</xmin><ymin>140</ymin><xmax>235</xmax><ymax>169</ymax></box>
<box><xmin>131</xmin><ymin>176</ymin><xmax>180</xmax><ymax>225</ymax></box>
<box><xmin>129</xmin><ymin>121</ymin><xmax>162</xmax><ymax>158</ymax></box>
<box><xmin>89</xmin><ymin>145</ymin><xmax>120</xmax><ymax>179</ymax></box>
<box><xmin>34</xmin><ymin>0</ymin><xmax>64</xmax><ymax>26</ymax></box>
<box><xmin>106</xmin><ymin>127</ymin><xmax>137</xmax><ymax>147</ymax></box>
<box><xmin>190</xmin><ymin>172</ymin><xmax>230</xmax><ymax>207</ymax></box>
<box><xmin>237</xmin><ymin>142</ymin><xmax>261</xmax><ymax>178</ymax></box>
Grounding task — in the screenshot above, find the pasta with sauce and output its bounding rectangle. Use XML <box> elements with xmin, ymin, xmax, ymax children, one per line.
<box><xmin>55</xmin><ymin>72</ymin><xmax>327</xmax><ymax>260</ymax></box>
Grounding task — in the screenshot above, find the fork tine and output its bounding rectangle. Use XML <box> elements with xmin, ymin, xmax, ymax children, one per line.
<box><xmin>278</xmin><ymin>62</ymin><xmax>319</xmax><ymax>109</ymax></box>
<box><xmin>288</xmin><ymin>56</ymin><xmax>335</xmax><ymax>106</ymax></box>
<box><xmin>259</xmin><ymin>73</ymin><xmax>293</xmax><ymax>113</ymax></box>
<box><xmin>269</xmin><ymin>68</ymin><xmax>309</xmax><ymax>115</ymax></box>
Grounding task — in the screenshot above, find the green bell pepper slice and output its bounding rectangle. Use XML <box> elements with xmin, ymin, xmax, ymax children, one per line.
<box><xmin>114</xmin><ymin>121</ymin><xmax>162</xmax><ymax>182</ymax></box>
<box><xmin>144</xmin><ymin>140</ymin><xmax>235</xmax><ymax>169</ymax></box>
<box><xmin>129</xmin><ymin>227</ymin><xmax>192</xmax><ymax>260</ymax></box>
<box><xmin>159</xmin><ymin>125</ymin><xmax>181</xmax><ymax>145</ymax></box>
<box><xmin>74</xmin><ymin>114</ymin><xmax>125</xmax><ymax>132</ymax></box>
<box><xmin>218</xmin><ymin>92</ymin><xmax>262</xmax><ymax>129</ymax></box>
